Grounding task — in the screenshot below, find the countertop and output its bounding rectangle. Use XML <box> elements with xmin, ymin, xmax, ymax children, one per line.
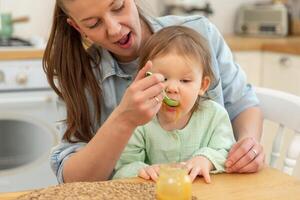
<box><xmin>0</xmin><ymin>168</ymin><xmax>300</xmax><ymax>200</ymax></box>
<box><xmin>225</xmin><ymin>35</ymin><xmax>300</xmax><ymax>55</ymax></box>
<box><xmin>0</xmin><ymin>35</ymin><xmax>299</xmax><ymax>61</ymax></box>
<box><xmin>0</xmin><ymin>48</ymin><xmax>44</xmax><ymax>60</ymax></box>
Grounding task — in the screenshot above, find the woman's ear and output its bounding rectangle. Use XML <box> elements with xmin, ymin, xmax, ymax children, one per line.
<box><xmin>67</xmin><ymin>17</ymin><xmax>93</xmax><ymax>47</ymax></box>
<box><xmin>199</xmin><ymin>76</ymin><xmax>211</xmax><ymax>96</ymax></box>
<box><xmin>67</xmin><ymin>18</ymin><xmax>82</xmax><ymax>34</ymax></box>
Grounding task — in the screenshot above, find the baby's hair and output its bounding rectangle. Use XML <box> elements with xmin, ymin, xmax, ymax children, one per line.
<box><xmin>139</xmin><ymin>26</ymin><xmax>214</xmax><ymax>82</ymax></box>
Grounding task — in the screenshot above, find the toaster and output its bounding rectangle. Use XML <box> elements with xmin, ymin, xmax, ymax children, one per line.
<box><xmin>235</xmin><ymin>3</ymin><xmax>289</xmax><ymax>37</ymax></box>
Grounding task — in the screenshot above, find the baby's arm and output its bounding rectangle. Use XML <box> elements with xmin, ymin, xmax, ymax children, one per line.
<box><xmin>112</xmin><ymin>127</ymin><xmax>149</xmax><ymax>179</ymax></box>
<box><xmin>190</xmin><ymin>105</ymin><xmax>235</xmax><ymax>175</ymax></box>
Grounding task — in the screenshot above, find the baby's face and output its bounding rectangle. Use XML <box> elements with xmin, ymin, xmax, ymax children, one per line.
<box><xmin>151</xmin><ymin>53</ymin><xmax>206</xmax><ymax>126</ymax></box>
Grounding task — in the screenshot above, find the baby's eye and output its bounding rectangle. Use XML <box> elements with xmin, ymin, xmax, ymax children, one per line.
<box><xmin>180</xmin><ymin>79</ymin><xmax>191</xmax><ymax>83</ymax></box>
<box><xmin>164</xmin><ymin>78</ymin><xmax>168</xmax><ymax>82</ymax></box>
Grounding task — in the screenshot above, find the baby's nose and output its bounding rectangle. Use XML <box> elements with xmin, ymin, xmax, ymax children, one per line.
<box><xmin>165</xmin><ymin>81</ymin><xmax>179</xmax><ymax>93</ymax></box>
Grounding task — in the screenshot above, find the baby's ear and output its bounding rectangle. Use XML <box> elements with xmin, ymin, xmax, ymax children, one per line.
<box><xmin>199</xmin><ymin>76</ymin><xmax>211</xmax><ymax>96</ymax></box>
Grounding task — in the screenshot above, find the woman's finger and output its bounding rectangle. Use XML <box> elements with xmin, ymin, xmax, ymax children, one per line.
<box><xmin>237</xmin><ymin>150</ymin><xmax>265</xmax><ymax>173</ymax></box>
<box><xmin>225</xmin><ymin>137</ymin><xmax>256</xmax><ymax>168</ymax></box>
<box><xmin>226</xmin><ymin>143</ymin><xmax>263</xmax><ymax>173</ymax></box>
<box><xmin>227</xmin><ymin>139</ymin><xmax>243</xmax><ymax>157</ymax></box>
<box><xmin>145</xmin><ymin>93</ymin><xmax>164</xmax><ymax>109</ymax></box>
<box><xmin>134</xmin><ymin>60</ymin><xmax>153</xmax><ymax>81</ymax></box>
<box><xmin>142</xmin><ymin>83</ymin><xmax>164</xmax><ymax>103</ymax></box>
<box><xmin>133</xmin><ymin>60</ymin><xmax>164</xmax><ymax>92</ymax></box>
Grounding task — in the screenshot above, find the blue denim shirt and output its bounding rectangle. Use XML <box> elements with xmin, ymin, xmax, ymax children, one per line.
<box><xmin>50</xmin><ymin>15</ymin><xmax>259</xmax><ymax>183</ymax></box>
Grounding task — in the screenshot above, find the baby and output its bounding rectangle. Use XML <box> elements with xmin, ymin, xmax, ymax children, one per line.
<box><xmin>113</xmin><ymin>26</ymin><xmax>235</xmax><ymax>183</ymax></box>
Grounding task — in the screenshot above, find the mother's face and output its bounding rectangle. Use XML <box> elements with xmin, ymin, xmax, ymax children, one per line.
<box><xmin>64</xmin><ymin>0</ymin><xmax>143</xmax><ymax>62</ymax></box>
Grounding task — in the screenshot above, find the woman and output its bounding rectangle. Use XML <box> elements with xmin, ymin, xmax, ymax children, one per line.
<box><xmin>45</xmin><ymin>0</ymin><xmax>264</xmax><ymax>183</ymax></box>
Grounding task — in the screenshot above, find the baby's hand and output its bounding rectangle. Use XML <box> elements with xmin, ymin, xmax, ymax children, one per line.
<box><xmin>138</xmin><ymin>164</ymin><xmax>160</xmax><ymax>181</ymax></box>
<box><xmin>185</xmin><ymin>156</ymin><xmax>213</xmax><ymax>183</ymax></box>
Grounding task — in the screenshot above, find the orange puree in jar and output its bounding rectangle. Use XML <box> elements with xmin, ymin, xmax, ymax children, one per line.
<box><xmin>156</xmin><ymin>165</ymin><xmax>192</xmax><ymax>200</ymax></box>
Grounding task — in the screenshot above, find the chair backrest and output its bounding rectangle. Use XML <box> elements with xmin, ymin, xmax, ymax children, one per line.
<box><xmin>255</xmin><ymin>87</ymin><xmax>300</xmax><ymax>176</ymax></box>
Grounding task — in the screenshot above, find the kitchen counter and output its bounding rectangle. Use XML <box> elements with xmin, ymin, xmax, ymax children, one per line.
<box><xmin>0</xmin><ymin>48</ymin><xmax>44</xmax><ymax>60</ymax></box>
<box><xmin>225</xmin><ymin>35</ymin><xmax>300</xmax><ymax>55</ymax></box>
<box><xmin>0</xmin><ymin>35</ymin><xmax>299</xmax><ymax>61</ymax></box>
<box><xmin>1</xmin><ymin>168</ymin><xmax>300</xmax><ymax>200</ymax></box>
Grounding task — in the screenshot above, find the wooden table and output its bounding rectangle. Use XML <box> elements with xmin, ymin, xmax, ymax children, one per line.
<box><xmin>0</xmin><ymin>167</ymin><xmax>299</xmax><ymax>200</ymax></box>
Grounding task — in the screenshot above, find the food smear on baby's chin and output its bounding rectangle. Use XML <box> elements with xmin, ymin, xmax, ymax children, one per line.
<box><xmin>162</xmin><ymin>103</ymin><xmax>181</xmax><ymax>123</ymax></box>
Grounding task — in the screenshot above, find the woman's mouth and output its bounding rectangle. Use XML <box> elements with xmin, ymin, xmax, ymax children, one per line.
<box><xmin>117</xmin><ymin>32</ymin><xmax>132</xmax><ymax>49</ymax></box>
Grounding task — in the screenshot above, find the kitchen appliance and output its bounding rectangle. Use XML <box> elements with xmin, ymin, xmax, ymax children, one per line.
<box><xmin>0</xmin><ymin>14</ymin><xmax>29</xmax><ymax>40</ymax></box>
<box><xmin>163</xmin><ymin>1</ymin><xmax>213</xmax><ymax>17</ymax></box>
<box><xmin>235</xmin><ymin>3</ymin><xmax>289</xmax><ymax>36</ymax></box>
<box><xmin>0</xmin><ymin>37</ymin><xmax>32</xmax><ymax>47</ymax></box>
<box><xmin>0</xmin><ymin>58</ymin><xmax>60</xmax><ymax>192</ymax></box>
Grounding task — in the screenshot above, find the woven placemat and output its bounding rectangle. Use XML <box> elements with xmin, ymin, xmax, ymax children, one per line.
<box><xmin>16</xmin><ymin>181</ymin><xmax>198</xmax><ymax>200</ymax></box>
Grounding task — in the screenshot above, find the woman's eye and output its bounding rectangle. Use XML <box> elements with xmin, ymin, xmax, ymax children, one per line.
<box><xmin>88</xmin><ymin>20</ymin><xmax>101</xmax><ymax>29</ymax></box>
<box><xmin>113</xmin><ymin>3</ymin><xmax>125</xmax><ymax>12</ymax></box>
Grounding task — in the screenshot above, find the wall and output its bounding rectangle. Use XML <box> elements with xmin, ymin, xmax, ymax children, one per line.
<box><xmin>1</xmin><ymin>0</ymin><xmax>55</xmax><ymax>41</ymax></box>
<box><xmin>207</xmin><ymin>0</ymin><xmax>265</xmax><ymax>34</ymax></box>
<box><xmin>1</xmin><ymin>0</ymin><xmax>266</xmax><ymax>40</ymax></box>
<box><xmin>150</xmin><ymin>0</ymin><xmax>266</xmax><ymax>34</ymax></box>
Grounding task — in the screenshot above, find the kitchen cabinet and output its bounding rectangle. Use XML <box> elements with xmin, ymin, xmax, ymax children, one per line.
<box><xmin>262</xmin><ymin>52</ymin><xmax>300</xmax><ymax>96</ymax></box>
<box><xmin>234</xmin><ymin>51</ymin><xmax>300</xmax><ymax>168</ymax></box>
<box><xmin>233</xmin><ymin>51</ymin><xmax>300</xmax><ymax>96</ymax></box>
<box><xmin>233</xmin><ymin>51</ymin><xmax>262</xmax><ymax>86</ymax></box>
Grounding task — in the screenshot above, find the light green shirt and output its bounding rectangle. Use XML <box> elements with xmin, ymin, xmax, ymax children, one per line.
<box><xmin>113</xmin><ymin>100</ymin><xmax>235</xmax><ymax>179</ymax></box>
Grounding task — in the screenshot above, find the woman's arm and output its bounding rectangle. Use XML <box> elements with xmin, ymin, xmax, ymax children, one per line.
<box><xmin>63</xmin><ymin>109</ymin><xmax>136</xmax><ymax>182</ymax></box>
<box><xmin>204</xmin><ymin>18</ymin><xmax>264</xmax><ymax>173</ymax></box>
<box><xmin>60</xmin><ymin>62</ymin><xmax>165</xmax><ymax>182</ymax></box>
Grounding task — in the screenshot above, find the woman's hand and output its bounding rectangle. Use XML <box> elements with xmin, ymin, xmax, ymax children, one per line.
<box><xmin>116</xmin><ymin>61</ymin><xmax>165</xmax><ymax>129</ymax></box>
<box><xmin>225</xmin><ymin>137</ymin><xmax>265</xmax><ymax>173</ymax></box>
<box><xmin>138</xmin><ymin>164</ymin><xmax>160</xmax><ymax>181</ymax></box>
<box><xmin>184</xmin><ymin>156</ymin><xmax>213</xmax><ymax>183</ymax></box>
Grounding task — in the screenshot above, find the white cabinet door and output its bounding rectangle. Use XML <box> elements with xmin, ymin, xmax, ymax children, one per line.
<box><xmin>262</xmin><ymin>52</ymin><xmax>300</xmax><ymax>96</ymax></box>
<box><xmin>233</xmin><ymin>51</ymin><xmax>262</xmax><ymax>86</ymax></box>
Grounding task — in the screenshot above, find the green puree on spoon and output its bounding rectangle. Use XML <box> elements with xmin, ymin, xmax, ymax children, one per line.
<box><xmin>145</xmin><ymin>72</ymin><xmax>180</xmax><ymax>107</ymax></box>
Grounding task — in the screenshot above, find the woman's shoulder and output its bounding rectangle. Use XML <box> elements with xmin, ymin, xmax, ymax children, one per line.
<box><xmin>151</xmin><ymin>15</ymin><xmax>211</xmax><ymax>32</ymax></box>
<box><xmin>155</xmin><ymin>15</ymin><xmax>207</xmax><ymax>25</ymax></box>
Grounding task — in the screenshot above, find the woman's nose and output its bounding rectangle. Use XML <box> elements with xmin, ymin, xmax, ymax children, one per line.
<box><xmin>105</xmin><ymin>16</ymin><xmax>121</xmax><ymax>38</ymax></box>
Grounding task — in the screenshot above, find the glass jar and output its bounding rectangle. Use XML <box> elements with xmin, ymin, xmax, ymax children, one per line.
<box><xmin>156</xmin><ymin>165</ymin><xmax>192</xmax><ymax>200</ymax></box>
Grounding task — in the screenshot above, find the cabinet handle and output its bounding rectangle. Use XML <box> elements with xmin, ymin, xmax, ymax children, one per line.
<box><xmin>279</xmin><ymin>56</ymin><xmax>291</xmax><ymax>68</ymax></box>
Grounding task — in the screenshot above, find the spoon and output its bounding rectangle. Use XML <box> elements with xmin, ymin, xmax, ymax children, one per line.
<box><xmin>146</xmin><ymin>72</ymin><xmax>180</xmax><ymax>107</ymax></box>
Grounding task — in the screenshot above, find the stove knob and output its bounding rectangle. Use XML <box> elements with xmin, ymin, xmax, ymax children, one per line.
<box><xmin>0</xmin><ymin>70</ymin><xmax>5</xmax><ymax>83</ymax></box>
<box><xmin>16</xmin><ymin>73</ymin><xmax>28</xmax><ymax>85</ymax></box>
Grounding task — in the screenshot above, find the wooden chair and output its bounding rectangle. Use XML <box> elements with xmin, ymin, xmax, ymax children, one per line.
<box><xmin>255</xmin><ymin>87</ymin><xmax>300</xmax><ymax>176</ymax></box>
